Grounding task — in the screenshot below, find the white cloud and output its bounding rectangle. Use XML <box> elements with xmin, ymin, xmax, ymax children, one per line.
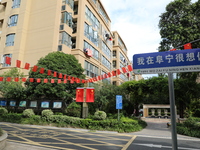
<box><xmin>101</xmin><ymin>0</ymin><xmax>198</xmax><ymax>60</ymax></box>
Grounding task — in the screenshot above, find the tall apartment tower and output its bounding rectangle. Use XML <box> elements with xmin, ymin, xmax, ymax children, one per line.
<box><xmin>0</xmin><ymin>0</ymin><xmax>141</xmax><ymax>85</ymax></box>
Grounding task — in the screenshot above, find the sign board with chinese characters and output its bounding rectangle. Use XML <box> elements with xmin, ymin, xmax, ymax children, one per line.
<box><xmin>133</xmin><ymin>48</ymin><xmax>200</xmax><ymax>74</ymax></box>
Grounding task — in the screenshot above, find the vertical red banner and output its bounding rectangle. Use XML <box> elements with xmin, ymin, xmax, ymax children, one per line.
<box><xmin>24</xmin><ymin>63</ymin><xmax>30</xmax><ymax>70</ymax></box>
<box><xmin>16</xmin><ymin>60</ymin><xmax>21</xmax><ymax>68</ymax></box>
<box><xmin>76</xmin><ymin>88</ymin><xmax>84</xmax><ymax>102</ymax></box>
<box><xmin>32</xmin><ymin>65</ymin><xmax>38</xmax><ymax>72</ymax></box>
<box><xmin>86</xmin><ymin>88</ymin><xmax>95</xmax><ymax>102</ymax></box>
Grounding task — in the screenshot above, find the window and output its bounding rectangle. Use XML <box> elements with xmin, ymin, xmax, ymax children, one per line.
<box><xmin>84</xmin><ymin>41</ymin><xmax>99</xmax><ymax>60</ymax></box>
<box><xmin>62</xmin><ymin>0</ymin><xmax>74</xmax><ymax>9</ymax></box>
<box><xmin>8</xmin><ymin>15</ymin><xmax>18</xmax><ymax>27</ymax></box>
<box><xmin>2</xmin><ymin>54</ymin><xmax>12</xmax><ymax>67</ymax></box>
<box><xmin>113</xmin><ymin>50</ymin><xmax>116</xmax><ymax>58</ymax></box>
<box><xmin>101</xmin><ymin>56</ymin><xmax>111</xmax><ymax>69</ymax></box>
<box><xmin>61</xmin><ymin>12</ymin><xmax>73</xmax><ymax>28</ymax></box>
<box><xmin>85</xmin><ymin>61</ymin><xmax>99</xmax><ymax>77</ymax></box>
<box><xmin>85</xmin><ymin>6</ymin><xmax>100</xmax><ymax>31</ymax></box>
<box><xmin>113</xmin><ymin>60</ymin><xmax>116</xmax><ymax>68</ymax></box>
<box><xmin>12</xmin><ymin>0</ymin><xmax>21</xmax><ymax>8</ymax></box>
<box><xmin>102</xmin><ymin>42</ymin><xmax>111</xmax><ymax>59</ymax></box>
<box><xmin>84</xmin><ymin>23</ymin><xmax>99</xmax><ymax>47</ymax></box>
<box><xmin>6</xmin><ymin>34</ymin><xmax>15</xmax><ymax>46</ymax></box>
<box><xmin>59</xmin><ymin>32</ymin><xmax>71</xmax><ymax>48</ymax></box>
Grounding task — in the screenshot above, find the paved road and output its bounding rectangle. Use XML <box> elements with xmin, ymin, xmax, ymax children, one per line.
<box><xmin>1</xmin><ymin>118</ymin><xmax>200</xmax><ymax>150</ymax></box>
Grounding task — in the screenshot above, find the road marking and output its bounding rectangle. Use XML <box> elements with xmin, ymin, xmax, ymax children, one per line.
<box><xmin>134</xmin><ymin>143</ymin><xmax>200</xmax><ymax>150</ymax></box>
<box><xmin>122</xmin><ymin>136</ymin><xmax>137</xmax><ymax>150</ymax></box>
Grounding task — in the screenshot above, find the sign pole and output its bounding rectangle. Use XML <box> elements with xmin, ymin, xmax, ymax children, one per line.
<box><xmin>168</xmin><ymin>72</ymin><xmax>178</xmax><ymax>150</ymax></box>
<box><xmin>118</xmin><ymin>109</ymin><xmax>120</xmax><ymax>121</ymax></box>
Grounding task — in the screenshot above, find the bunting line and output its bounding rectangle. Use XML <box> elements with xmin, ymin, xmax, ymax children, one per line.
<box><xmin>3</xmin><ymin>57</ymin><xmax>134</xmax><ymax>84</ymax></box>
<box><xmin>169</xmin><ymin>38</ymin><xmax>200</xmax><ymax>51</ymax></box>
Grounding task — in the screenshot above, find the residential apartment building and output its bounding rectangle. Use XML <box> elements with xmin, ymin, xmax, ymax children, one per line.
<box><xmin>0</xmin><ymin>0</ymin><xmax>142</xmax><ymax>85</ymax></box>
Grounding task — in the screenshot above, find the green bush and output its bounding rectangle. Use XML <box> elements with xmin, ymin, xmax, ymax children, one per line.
<box><xmin>65</xmin><ymin>101</ymin><xmax>81</xmax><ymax>117</ymax></box>
<box><xmin>41</xmin><ymin>109</ymin><xmax>53</xmax><ymax>122</ymax></box>
<box><xmin>23</xmin><ymin>109</ymin><xmax>35</xmax><ymax>118</ymax></box>
<box><xmin>0</xmin><ymin>107</ymin><xmax>8</xmax><ymax>115</ymax></box>
<box><xmin>0</xmin><ymin>113</ymin><xmax>22</xmax><ymax>123</ymax></box>
<box><xmin>94</xmin><ymin>111</ymin><xmax>107</xmax><ymax>120</ymax></box>
<box><xmin>177</xmin><ymin>117</ymin><xmax>200</xmax><ymax>138</ymax></box>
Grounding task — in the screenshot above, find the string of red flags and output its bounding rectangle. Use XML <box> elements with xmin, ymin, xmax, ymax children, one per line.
<box><xmin>2</xmin><ymin>57</ymin><xmax>134</xmax><ymax>84</ymax></box>
<box><xmin>0</xmin><ymin>76</ymin><xmax>87</xmax><ymax>84</ymax></box>
<box><xmin>169</xmin><ymin>39</ymin><xmax>200</xmax><ymax>51</ymax></box>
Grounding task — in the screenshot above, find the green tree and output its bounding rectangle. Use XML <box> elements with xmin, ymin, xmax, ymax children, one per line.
<box><xmin>0</xmin><ymin>68</ymin><xmax>26</xmax><ymax>99</ymax></box>
<box><xmin>158</xmin><ymin>0</ymin><xmax>200</xmax><ymax>51</ymax></box>
<box><xmin>158</xmin><ymin>0</ymin><xmax>200</xmax><ymax>118</ymax></box>
<box><xmin>89</xmin><ymin>83</ymin><xmax>129</xmax><ymax>115</ymax></box>
<box><xmin>25</xmin><ymin>52</ymin><xmax>85</xmax><ymax>102</ymax></box>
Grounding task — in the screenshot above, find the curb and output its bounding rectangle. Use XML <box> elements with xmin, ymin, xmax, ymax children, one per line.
<box><xmin>0</xmin><ymin>131</ymin><xmax>7</xmax><ymax>150</ymax></box>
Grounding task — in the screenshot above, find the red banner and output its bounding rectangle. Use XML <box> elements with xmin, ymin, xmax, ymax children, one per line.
<box><xmin>86</xmin><ymin>88</ymin><xmax>95</xmax><ymax>102</ymax></box>
<box><xmin>76</xmin><ymin>88</ymin><xmax>84</xmax><ymax>102</ymax></box>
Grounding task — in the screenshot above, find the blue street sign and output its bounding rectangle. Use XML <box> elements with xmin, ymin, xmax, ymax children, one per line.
<box><xmin>116</xmin><ymin>95</ymin><xmax>122</xmax><ymax>109</ymax></box>
<box><xmin>133</xmin><ymin>48</ymin><xmax>200</xmax><ymax>74</ymax></box>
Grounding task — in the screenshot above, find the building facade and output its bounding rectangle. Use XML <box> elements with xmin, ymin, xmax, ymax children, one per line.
<box><xmin>0</xmin><ymin>0</ymin><xmax>142</xmax><ymax>85</ymax></box>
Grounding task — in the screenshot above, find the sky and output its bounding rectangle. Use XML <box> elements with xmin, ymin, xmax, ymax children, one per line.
<box><xmin>101</xmin><ymin>0</ymin><xmax>198</xmax><ymax>79</ymax></box>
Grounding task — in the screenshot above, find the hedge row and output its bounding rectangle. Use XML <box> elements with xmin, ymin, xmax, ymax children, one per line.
<box><xmin>0</xmin><ymin>113</ymin><xmax>147</xmax><ymax>133</ymax></box>
<box><xmin>177</xmin><ymin>117</ymin><xmax>200</xmax><ymax>138</ymax></box>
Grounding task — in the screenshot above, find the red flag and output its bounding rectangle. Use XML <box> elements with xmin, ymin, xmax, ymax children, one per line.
<box><xmin>82</xmin><ymin>79</ymin><xmax>85</xmax><ymax>83</ymax></box>
<box><xmin>40</xmin><ymin>68</ymin><xmax>44</xmax><ymax>74</ymax></box>
<box><xmin>112</xmin><ymin>71</ymin><xmax>116</xmax><ymax>76</ymax></box>
<box><xmin>24</xmin><ymin>63</ymin><xmax>30</xmax><ymax>70</ymax></box>
<box><xmin>14</xmin><ymin>77</ymin><xmax>19</xmax><ymax>82</ymax></box>
<box><xmin>122</xmin><ymin>67</ymin><xmax>127</xmax><ymax>73</ymax></box>
<box><xmin>63</xmin><ymin>79</ymin><xmax>67</xmax><ymax>83</ymax></box>
<box><xmin>44</xmin><ymin>79</ymin><xmax>48</xmax><ymax>83</ymax></box>
<box><xmin>86</xmin><ymin>88</ymin><xmax>95</xmax><ymax>102</ymax></box>
<box><xmin>22</xmin><ymin>78</ymin><xmax>26</xmax><ymax>82</ymax></box>
<box><xmin>98</xmin><ymin>76</ymin><xmax>101</xmax><ymax>80</ymax></box>
<box><xmin>51</xmin><ymin>79</ymin><xmax>55</xmax><ymax>83</ymax></box>
<box><xmin>6</xmin><ymin>77</ymin><xmax>11</xmax><ymax>82</ymax></box>
<box><xmin>70</xmin><ymin>79</ymin><xmax>74</xmax><ymax>84</ymax></box>
<box><xmin>127</xmin><ymin>65</ymin><xmax>133</xmax><ymax>72</ymax></box>
<box><xmin>169</xmin><ymin>48</ymin><xmax>176</xmax><ymax>51</ymax></box>
<box><xmin>107</xmin><ymin>72</ymin><xmax>112</xmax><ymax>77</ymax></box>
<box><xmin>53</xmin><ymin>72</ymin><xmax>57</xmax><ymax>77</ymax></box>
<box><xmin>184</xmin><ymin>43</ymin><xmax>192</xmax><ymax>49</ymax></box>
<box><xmin>16</xmin><ymin>60</ymin><xmax>21</xmax><ymax>68</ymax></box>
<box><xmin>63</xmin><ymin>75</ymin><xmax>67</xmax><ymax>79</ymax></box>
<box><xmin>76</xmin><ymin>78</ymin><xmax>80</xmax><ymax>83</ymax></box>
<box><xmin>29</xmin><ymin>78</ymin><xmax>34</xmax><ymax>82</ymax></box>
<box><xmin>32</xmin><ymin>65</ymin><xmax>38</xmax><ymax>72</ymax></box>
<box><xmin>57</xmin><ymin>79</ymin><xmax>61</xmax><ymax>83</ymax></box>
<box><xmin>59</xmin><ymin>73</ymin><xmax>62</xmax><ymax>78</ymax></box>
<box><xmin>47</xmin><ymin>70</ymin><xmax>51</xmax><ymax>76</ymax></box>
<box><xmin>117</xmin><ymin>69</ymin><xmax>121</xmax><ymax>75</ymax></box>
<box><xmin>5</xmin><ymin>57</ymin><xmax>11</xmax><ymax>65</ymax></box>
<box><xmin>0</xmin><ymin>77</ymin><xmax>3</xmax><ymax>81</ymax></box>
<box><xmin>68</xmin><ymin>76</ymin><xmax>71</xmax><ymax>80</ymax></box>
<box><xmin>37</xmin><ymin>78</ymin><xmax>41</xmax><ymax>83</ymax></box>
<box><xmin>76</xmin><ymin>88</ymin><xmax>84</xmax><ymax>102</ymax></box>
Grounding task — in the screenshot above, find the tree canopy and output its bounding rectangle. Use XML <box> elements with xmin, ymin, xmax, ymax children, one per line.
<box><xmin>0</xmin><ymin>68</ymin><xmax>26</xmax><ymax>100</ymax></box>
<box><xmin>25</xmin><ymin>52</ymin><xmax>85</xmax><ymax>102</ymax></box>
<box><xmin>158</xmin><ymin>0</ymin><xmax>200</xmax><ymax>51</ymax></box>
